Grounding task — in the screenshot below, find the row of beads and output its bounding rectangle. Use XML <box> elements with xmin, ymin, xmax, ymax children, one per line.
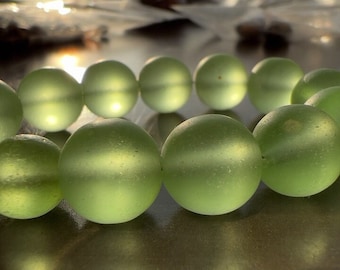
<box><xmin>0</xmin><ymin>104</ymin><xmax>339</xmax><ymax>224</ymax></box>
<box><xmin>0</xmin><ymin>54</ymin><xmax>339</xmax><ymax>224</ymax></box>
<box><xmin>1</xmin><ymin>53</ymin><xmax>340</xmax><ymax>138</ymax></box>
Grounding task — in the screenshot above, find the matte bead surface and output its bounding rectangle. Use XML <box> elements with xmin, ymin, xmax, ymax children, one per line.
<box><xmin>253</xmin><ymin>104</ymin><xmax>340</xmax><ymax>197</ymax></box>
<box><xmin>82</xmin><ymin>60</ymin><xmax>139</xmax><ymax>118</ymax></box>
<box><xmin>248</xmin><ymin>57</ymin><xmax>303</xmax><ymax>113</ymax></box>
<box><xmin>139</xmin><ymin>56</ymin><xmax>192</xmax><ymax>113</ymax></box>
<box><xmin>59</xmin><ymin>118</ymin><xmax>162</xmax><ymax>224</ymax></box>
<box><xmin>161</xmin><ymin>114</ymin><xmax>262</xmax><ymax>215</ymax></box>
<box><xmin>0</xmin><ymin>81</ymin><xmax>23</xmax><ymax>142</ymax></box>
<box><xmin>18</xmin><ymin>68</ymin><xmax>83</xmax><ymax>132</ymax></box>
<box><xmin>194</xmin><ymin>54</ymin><xmax>248</xmax><ymax>110</ymax></box>
<box><xmin>0</xmin><ymin>134</ymin><xmax>62</xmax><ymax>219</ymax></box>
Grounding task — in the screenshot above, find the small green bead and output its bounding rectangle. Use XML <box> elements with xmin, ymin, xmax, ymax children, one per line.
<box><xmin>253</xmin><ymin>104</ymin><xmax>340</xmax><ymax>197</ymax></box>
<box><xmin>17</xmin><ymin>68</ymin><xmax>83</xmax><ymax>132</ymax></box>
<box><xmin>291</xmin><ymin>68</ymin><xmax>340</xmax><ymax>104</ymax></box>
<box><xmin>59</xmin><ymin>118</ymin><xmax>162</xmax><ymax>224</ymax></box>
<box><xmin>0</xmin><ymin>134</ymin><xmax>62</xmax><ymax>219</ymax></box>
<box><xmin>305</xmin><ymin>86</ymin><xmax>340</xmax><ymax>126</ymax></box>
<box><xmin>0</xmin><ymin>81</ymin><xmax>23</xmax><ymax>142</ymax></box>
<box><xmin>161</xmin><ymin>114</ymin><xmax>262</xmax><ymax>215</ymax></box>
<box><xmin>248</xmin><ymin>57</ymin><xmax>304</xmax><ymax>113</ymax></box>
<box><xmin>194</xmin><ymin>54</ymin><xmax>248</xmax><ymax>110</ymax></box>
<box><xmin>139</xmin><ymin>56</ymin><xmax>192</xmax><ymax>113</ymax></box>
<box><xmin>82</xmin><ymin>60</ymin><xmax>139</xmax><ymax>118</ymax></box>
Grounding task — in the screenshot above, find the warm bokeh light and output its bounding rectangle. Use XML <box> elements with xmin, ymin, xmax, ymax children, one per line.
<box><xmin>36</xmin><ymin>0</ymin><xmax>71</xmax><ymax>15</ymax></box>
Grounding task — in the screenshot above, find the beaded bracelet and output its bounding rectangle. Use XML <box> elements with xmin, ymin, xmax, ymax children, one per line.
<box><xmin>0</xmin><ymin>54</ymin><xmax>339</xmax><ymax>224</ymax></box>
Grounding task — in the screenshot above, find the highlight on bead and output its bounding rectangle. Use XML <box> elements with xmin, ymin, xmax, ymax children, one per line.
<box><xmin>0</xmin><ymin>134</ymin><xmax>62</xmax><ymax>219</ymax></box>
<box><xmin>139</xmin><ymin>56</ymin><xmax>192</xmax><ymax>113</ymax></box>
<box><xmin>247</xmin><ymin>57</ymin><xmax>304</xmax><ymax>113</ymax></box>
<box><xmin>17</xmin><ymin>68</ymin><xmax>83</xmax><ymax>132</ymax></box>
<box><xmin>82</xmin><ymin>60</ymin><xmax>139</xmax><ymax>118</ymax></box>
<box><xmin>161</xmin><ymin>114</ymin><xmax>263</xmax><ymax>215</ymax></box>
<box><xmin>194</xmin><ymin>53</ymin><xmax>248</xmax><ymax>110</ymax></box>
<box><xmin>58</xmin><ymin>118</ymin><xmax>162</xmax><ymax>224</ymax></box>
<box><xmin>0</xmin><ymin>80</ymin><xmax>23</xmax><ymax>142</ymax></box>
<box><xmin>253</xmin><ymin>104</ymin><xmax>340</xmax><ymax>197</ymax></box>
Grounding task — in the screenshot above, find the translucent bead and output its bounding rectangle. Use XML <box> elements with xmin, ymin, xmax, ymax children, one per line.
<box><xmin>253</xmin><ymin>104</ymin><xmax>340</xmax><ymax>197</ymax></box>
<box><xmin>248</xmin><ymin>57</ymin><xmax>303</xmax><ymax>113</ymax></box>
<box><xmin>291</xmin><ymin>68</ymin><xmax>340</xmax><ymax>104</ymax></box>
<box><xmin>0</xmin><ymin>80</ymin><xmax>23</xmax><ymax>142</ymax></box>
<box><xmin>305</xmin><ymin>86</ymin><xmax>340</xmax><ymax>126</ymax></box>
<box><xmin>82</xmin><ymin>60</ymin><xmax>139</xmax><ymax>118</ymax></box>
<box><xmin>0</xmin><ymin>134</ymin><xmax>62</xmax><ymax>219</ymax></box>
<box><xmin>17</xmin><ymin>68</ymin><xmax>83</xmax><ymax>132</ymax></box>
<box><xmin>139</xmin><ymin>56</ymin><xmax>192</xmax><ymax>113</ymax></box>
<box><xmin>59</xmin><ymin>118</ymin><xmax>162</xmax><ymax>224</ymax></box>
<box><xmin>194</xmin><ymin>54</ymin><xmax>248</xmax><ymax>110</ymax></box>
<box><xmin>161</xmin><ymin>114</ymin><xmax>262</xmax><ymax>215</ymax></box>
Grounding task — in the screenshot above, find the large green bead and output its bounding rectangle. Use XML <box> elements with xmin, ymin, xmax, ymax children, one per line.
<box><xmin>0</xmin><ymin>134</ymin><xmax>62</xmax><ymax>219</ymax></box>
<box><xmin>291</xmin><ymin>68</ymin><xmax>340</xmax><ymax>104</ymax></box>
<box><xmin>305</xmin><ymin>86</ymin><xmax>340</xmax><ymax>126</ymax></box>
<box><xmin>17</xmin><ymin>68</ymin><xmax>83</xmax><ymax>132</ymax></box>
<box><xmin>161</xmin><ymin>114</ymin><xmax>262</xmax><ymax>215</ymax></box>
<box><xmin>59</xmin><ymin>118</ymin><xmax>162</xmax><ymax>224</ymax></box>
<box><xmin>82</xmin><ymin>60</ymin><xmax>139</xmax><ymax>118</ymax></box>
<box><xmin>253</xmin><ymin>104</ymin><xmax>340</xmax><ymax>197</ymax></box>
<box><xmin>248</xmin><ymin>57</ymin><xmax>304</xmax><ymax>113</ymax></box>
<box><xmin>194</xmin><ymin>54</ymin><xmax>248</xmax><ymax>110</ymax></box>
<box><xmin>139</xmin><ymin>56</ymin><xmax>192</xmax><ymax>113</ymax></box>
<box><xmin>0</xmin><ymin>81</ymin><xmax>23</xmax><ymax>142</ymax></box>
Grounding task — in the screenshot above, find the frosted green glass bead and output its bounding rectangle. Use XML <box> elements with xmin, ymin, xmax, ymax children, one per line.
<box><xmin>59</xmin><ymin>118</ymin><xmax>162</xmax><ymax>224</ymax></box>
<box><xmin>17</xmin><ymin>68</ymin><xmax>83</xmax><ymax>132</ymax></box>
<box><xmin>194</xmin><ymin>54</ymin><xmax>248</xmax><ymax>110</ymax></box>
<box><xmin>82</xmin><ymin>60</ymin><xmax>139</xmax><ymax>118</ymax></box>
<box><xmin>0</xmin><ymin>81</ymin><xmax>23</xmax><ymax>142</ymax></box>
<box><xmin>253</xmin><ymin>104</ymin><xmax>340</xmax><ymax>197</ymax></box>
<box><xmin>248</xmin><ymin>57</ymin><xmax>304</xmax><ymax>113</ymax></box>
<box><xmin>291</xmin><ymin>68</ymin><xmax>340</xmax><ymax>104</ymax></box>
<box><xmin>0</xmin><ymin>134</ymin><xmax>62</xmax><ymax>219</ymax></box>
<box><xmin>161</xmin><ymin>114</ymin><xmax>262</xmax><ymax>215</ymax></box>
<box><xmin>305</xmin><ymin>86</ymin><xmax>340</xmax><ymax>126</ymax></box>
<box><xmin>139</xmin><ymin>56</ymin><xmax>192</xmax><ymax>113</ymax></box>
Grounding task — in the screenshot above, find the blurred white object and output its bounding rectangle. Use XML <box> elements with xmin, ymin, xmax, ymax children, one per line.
<box><xmin>173</xmin><ymin>0</ymin><xmax>340</xmax><ymax>42</ymax></box>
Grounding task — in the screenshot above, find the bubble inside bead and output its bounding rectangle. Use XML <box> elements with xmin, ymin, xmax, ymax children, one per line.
<box><xmin>58</xmin><ymin>118</ymin><xmax>162</xmax><ymax>224</ymax></box>
<box><xmin>161</xmin><ymin>114</ymin><xmax>262</xmax><ymax>215</ymax></box>
<box><xmin>247</xmin><ymin>57</ymin><xmax>303</xmax><ymax>113</ymax></box>
<box><xmin>0</xmin><ymin>80</ymin><xmax>23</xmax><ymax>142</ymax></box>
<box><xmin>194</xmin><ymin>53</ymin><xmax>248</xmax><ymax>110</ymax></box>
<box><xmin>0</xmin><ymin>134</ymin><xmax>62</xmax><ymax>219</ymax></box>
<box><xmin>253</xmin><ymin>104</ymin><xmax>340</xmax><ymax>197</ymax></box>
<box><xmin>139</xmin><ymin>56</ymin><xmax>192</xmax><ymax>113</ymax></box>
<box><xmin>82</xmin><ymin>60</ymin><xmax>139</xmax><ymax>118</ymax></box>
<box><xmin>305</xmin><ymin>86</ymin><xmax>340</xmax><ymax>126</ymax></box>
<box><xmin>291</xmin><ymin>68</ymin><xmax>340</xmax><ymax>104</ymax></box>
<box><xmin>17</xmin><ymin>68</ymin><xmax>83</xmax><ymax>132</ymax></box>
